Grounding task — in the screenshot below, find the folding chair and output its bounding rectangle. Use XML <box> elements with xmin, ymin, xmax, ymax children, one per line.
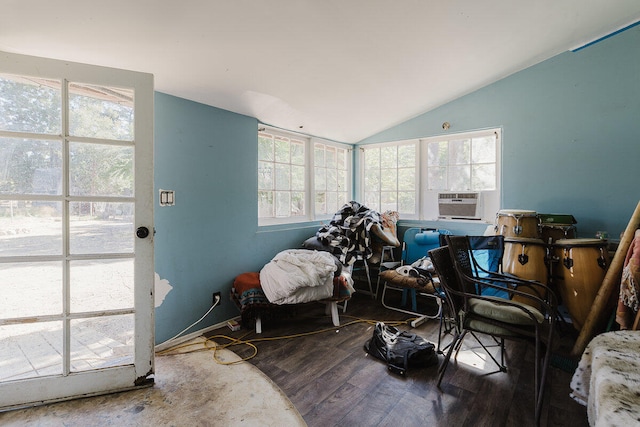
<box><xmin>379</xmin><ymin>228</ymin><xmax>450</xmax><ymax>329</ymax></box>
<box><xmin>430</xmin><ymin>242</ymin><xmax>557</xmax><ymax>425</ymax></box>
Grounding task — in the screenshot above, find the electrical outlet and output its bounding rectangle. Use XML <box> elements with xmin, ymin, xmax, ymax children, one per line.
<box><xmin>212</xmin><ymin>291</ymin><xmax>221</xmax><ymax>307</ymax></box>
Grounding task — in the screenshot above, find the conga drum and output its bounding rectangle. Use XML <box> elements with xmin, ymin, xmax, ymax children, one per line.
<box><xmin>553</xmin><ymin>238</ymin><xmax>609</xmax><ymax>331</ymax></box>
<box><xmin>539</xmin><ymin>223</ymin><xmax>577</xmax><ymax>244</ymax></box>
<box><xmin>503</xmin><ymin>237</ymin><xmax>548</xmax><ymax>309</ymax></box>
<box><xmin>495</xmin><ymin>209</ymin><xmax>539</xmax><ymax>238</ymax></box>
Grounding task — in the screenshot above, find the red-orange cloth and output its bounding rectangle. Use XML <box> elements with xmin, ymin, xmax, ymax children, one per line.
<box><xmin>233</xmin><ymin>272</ymin><xmax>261</xmax><ymax>294</ymax></box>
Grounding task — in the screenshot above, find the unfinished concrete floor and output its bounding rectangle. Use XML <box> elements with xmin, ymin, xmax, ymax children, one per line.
<box><xmin>0</xmin><ymin>337</ymin><xmax>306</xmax><ymax>426</ymax></box>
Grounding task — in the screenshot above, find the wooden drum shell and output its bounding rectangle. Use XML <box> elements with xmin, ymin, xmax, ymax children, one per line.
<box><xmin>503</xmin><ymin>237</ymin><xmax>548</xmax><ymax>309</ymax></box>
<box><xmin>495</xmin><ymin>209</ymin><xmax>539</xmax><ymax>238</ymax></box>
<box><xmin>553</xmin><ymin>238</ymin><xmax>609</xmax><ymax>331</ymax></box>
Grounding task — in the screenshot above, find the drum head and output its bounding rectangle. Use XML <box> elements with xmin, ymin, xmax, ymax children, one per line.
<box><xmin>555</xmin><ymin>238</ymin><xmax>606</xmax><ymax>247</ymax></box>
<box><xmin>498</xmin><ymin>209</ymin><xmax>537</xmax><ymax>217</ymax></box>
<box><xmin>504</xmin><ymin>237</ymin><xmax>545</xmax><ymax>245</ymax></box>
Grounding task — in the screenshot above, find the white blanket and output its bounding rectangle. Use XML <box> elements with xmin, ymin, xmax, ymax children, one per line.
<box><xmin>570</xmin><ymin>330</ymin><xmax>640</xmax><ymax>426</ymax></box>
<box><xmin>260</xmin><ymin>249</ymin><xmax>337</xmax><ymax>305</ymax></box>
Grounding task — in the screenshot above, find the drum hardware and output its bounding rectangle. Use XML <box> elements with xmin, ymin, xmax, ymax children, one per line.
<box><xmin>598</xmin><ymin>248</ymin><xmax>607</xmax><ymax>269</ymax></box>
<box><xmin>563</xmin><ymin>256</ymin><xmax>573</xmax><ymax>269</ymax></box>
<box><xmin>518</xmin><ymin>252</ymin><xmax>529</xmax><ymax>265</ymax></box>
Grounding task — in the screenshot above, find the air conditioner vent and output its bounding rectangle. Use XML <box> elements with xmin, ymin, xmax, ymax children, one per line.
<box><xmin>438</xmin><ymin>192</ymin><xmax>481</xmax><ymax>220</ymax></box>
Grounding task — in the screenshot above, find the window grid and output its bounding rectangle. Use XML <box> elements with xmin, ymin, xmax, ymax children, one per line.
<box><xmin>258</xmin><ymin>127</ymin><xmax>351</xmax><ymax>225</ymax></box>
<box><xmin>360</xmin><ymin>128</ymin><xmax>500</xmax><ymax>221</ymax></box>
<box><xmin>314</xmin><ymin>142</ymin><xmax>349</xmax><ymax>217</ymax></box>
<box><xmin>362</xmin><ymin>142</ymin><xmax>417</xmax><ymax>215</ymax></box>
<box><xmin>258</xmin><ymin>131</ymin><xmax>306</xmax><ymax>220</ymax></box>
<box><xmin>427</xmin><ymin>132</ymin><xmax>497</xmax><ymax>192</ymax></box>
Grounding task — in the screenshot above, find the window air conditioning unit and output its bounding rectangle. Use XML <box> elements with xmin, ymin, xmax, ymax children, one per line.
<box><xmin>438</xmin><ymin>192</ymin><xmax>481</xmax><ymax>220</ymax></box>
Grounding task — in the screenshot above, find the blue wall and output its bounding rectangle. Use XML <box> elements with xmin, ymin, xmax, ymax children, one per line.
<box><xmin>153</xmin><ymin>94</ymin><xmax>320</xmax><ymax>343</ymax></box>
<box><xmin>154</xmin><ymin>26</ymin><xmax>639</xmax><ymax>343</ymax></box>
<box><xmin>359</xmin><ymin>26</ymin><xmax>640</xmax><ymax>240</ymax></box>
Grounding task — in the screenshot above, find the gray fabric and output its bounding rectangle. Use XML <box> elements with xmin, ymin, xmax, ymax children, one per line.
<box><xmin>467</xmin><ymin>296</ymin><xmax>544</xmax><ymax>324</ymax></box>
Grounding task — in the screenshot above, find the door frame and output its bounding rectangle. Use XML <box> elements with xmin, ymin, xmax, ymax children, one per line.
<box><xmin>0</xmin><ymin>50</ymin><xmax>155</xmax><ymax>410</ymax></box>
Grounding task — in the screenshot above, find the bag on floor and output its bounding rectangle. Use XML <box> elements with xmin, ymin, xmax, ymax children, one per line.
<box><xmin>364</xmin><ymin>322</ymin><xmax>438</xmax><ymax>375</ymax></box>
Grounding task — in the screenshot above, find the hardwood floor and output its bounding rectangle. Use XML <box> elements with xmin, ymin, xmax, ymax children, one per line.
<box><xmin>207</xmin><ymin>290</ymin><xmax>589</xmax><ymax>427</ymax></box>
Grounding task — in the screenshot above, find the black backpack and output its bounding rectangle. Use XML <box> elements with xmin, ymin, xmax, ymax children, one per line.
<box><xmin>364</xmin><ymin>322</ymin><xmax>438</xmax><ymax>375</ymax></box>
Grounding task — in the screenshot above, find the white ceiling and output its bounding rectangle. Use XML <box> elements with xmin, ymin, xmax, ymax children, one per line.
<box><xmin>2</xmin><ymin>1</ymin><xmax>640</xmax><ymax>143</ymax></box>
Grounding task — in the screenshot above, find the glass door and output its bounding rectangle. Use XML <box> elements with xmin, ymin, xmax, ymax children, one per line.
<box><xmin>0</xmin><ymin>51</ymin><xmax>154</xmax><ymax>409</ymax></box>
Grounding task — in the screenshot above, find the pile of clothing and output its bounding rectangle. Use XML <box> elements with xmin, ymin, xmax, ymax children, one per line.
<box><xmin>315</xmin><ymin>201</ymin><xmax>399</xmax><ymax>265</ymax></box>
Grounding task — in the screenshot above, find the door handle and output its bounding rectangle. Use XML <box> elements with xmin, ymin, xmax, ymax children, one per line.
<box><xmin>136</xmin><ymin>226</ymin><xmax>150</xmax><ymax>239</ymax></box>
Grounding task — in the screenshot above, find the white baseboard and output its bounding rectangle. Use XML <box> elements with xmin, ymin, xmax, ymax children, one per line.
<box><xmin>154</xmin><ymin>315</ymin><xmax>241</xmax><ymax>353</ymax></box>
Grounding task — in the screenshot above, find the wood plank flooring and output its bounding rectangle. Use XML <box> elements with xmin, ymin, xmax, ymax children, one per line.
<box><xmin>207</xmin><ymin>290</ymin><xmax>589</xmax><ymax>427</ymax></box>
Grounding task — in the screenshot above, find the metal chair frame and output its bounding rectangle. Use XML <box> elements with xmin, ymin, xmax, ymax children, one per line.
<box><xmin>379</xmin><ymin>228</ymin><xmax>446</xmax><ymax>329</ymax></box>
<box><xmin>429</xmin><ymin>240</ymin><xmax>557</xmax><ymax>426</ymax></box>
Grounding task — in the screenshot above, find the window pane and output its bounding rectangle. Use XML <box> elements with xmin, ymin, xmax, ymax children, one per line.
<box><xmin>326</xmin><ymin>192</ymin><xmax>338</xmax><ymax>215</ymax></box>
<box><xmin>70</xmin><ymin>259</ymin><xmax>133</xmax><ymax>312</ymax></box>
<box><xmin>326</xmin><ymin>168</ymin><xmax>337</xmax><ymax>191</ymax></box>
<box><xmin>472</xmin><ymin>136</ymin><xmax>496</xmax><ymax>163</ymax></box>
<box><xmin>291</xmin><ymin>192</ymin><xmax>305</xmax><ymax>216</ymax></box>
<box><xmin>398</xmin><ymin>192</ymin><xmax>416</xmax><ymax>215</ymax></box>
<box><xmin>0</xmin><ymin>261</ymin><xmax>62</xmax><ymax>318</ymax></box>
<box><xmin>0</xmin><ymin>201</ymin><xmax>62</xmax><ymax>257</ymax></box>
<box><xmin>0</xmin><ymin>322</ymin><xmax>62</xmax><ymax>380</ymax></box>
<box><xmin>472</xmin><ymin>164</ymin><xmax>496</xmax><ymax>190</ymax></box>
<box><xmin>258</xmin><ymin>135</ymin><xmax>274</xmax><ymax>161</ymax></box>
<box><xmin>381</xmin><ymin>191</ymin><xmax>397</xmax><ymax>212</ymax></box>
<box><xmin>68</xmin><ymin>82</ymin><xmax>134</xmax><ymax>141</ymax></box>
<box><xmin>364</xmin><ymin>148</ymin><xmax>380</xmax><ymax>169</ymax></box>
<box><xmin>70</xmin><ymin>314</ymin><xmax>134</xmax><ymax>372</ymax></box>
<box><xmin>337</xmin><ymin>192</ymin><xmax>348</xmax><ymax>209</ymax></box>
<box><xmin>428</xmin><ymin>166</ymin><xmax>447</xmax><ymax>191</ymax></box>
<box><xmin>275</xmin><ymin>191</ymin><xmax>291</xmax><ymax>217</ymax></box>
<box><xmin>0</xmin><ymin>73</ymin><xmax>61</xmax><ymax>135</ymax></box>
<box><xmin>380</xmin><ymin>169</ymin><xmax>396</xmax><ymax>192</ymax></box>
<box><xmin>0</xmin><ymin>138</ymin><xmax>62</xmax><ymax>195</ymax></box>
<box><xmin>314</xmin><ymin>168</ymin><xmax>326</xmax><ymax>190</ymax></box>
<box><xmin>274</xmin><ymin>137</ymin><xmax>290</xmax><ymax>163</ymax></box>
<box><xmin>398</xmin><ymin>144</ymin><xmax>415</xmax><ymax>167</ymax></box>
<box><xmin>291</xmin><ymin>165</ymin><xmax>305</xmax><ymax>191</ymax></box>
<box><xmin>448</xmin><ymin>165</ymin><xmax>470</xmax><ymax>191</ymax></box>
<box><xmin>275</xmin><ymin>164</ymin><xmax>290</xmax><ymax>191</ymax></box>
<box><xmin>449</xmin><ymin>139</ymin><xmax>470</xmax><ymax>165</ymax></box>
<box><xmin>364</xmin><ymin>192</ymin><xmax>379</xmax><ymax>211</ymax></box>
<box><xmin>314</xmin><ymin>144</ymin><xmax>325</xmax><ymax>167</ymax></box>
<box><xmin>69</xmin><ymin>202</ymin><xmax>134</xmax><ymax>255</ymax></box>
<box><xmin>398</xmin><ymin>168</ymin><xmax>415</xmax><ymax>191</ymax></box>
<box><xmin>258</xmin><ymin>161</ymin><xmax>273</xmax><ymax>190</ymax></box>
<box><xmin>337</xmin><ymin>169</ymin><xmax>347</xmax><ymax>192</ymax></box>
<box><xmin>364</xmin><ymin>168</ymin><xmax>380</xmax><ymax>191</ymax></box>
<box><xmin>325</xmin><ymin>146</ymin><xmax>336</xmax><ymax>169</ymax></box>
<box><xmin>69</xmin><ymin>142</ymin><xmax>133</xmax><ymax>197</ymax></box>
<box><xmin>427</xmin><ymin>141</ymin><xmax>447</xmax><ymax>166</ymax></box>
<box><xmin>258</xmin><ymin>191</ymin><xmax>274</xmax><ymax>217</ymax></box>
<box><xmin>337</xmin><ymin>148</ymin><xmax>347</xmax><ymax>170</ymax></box>
<box><xmin>291</xmin><ymin>140</ymin><xmax>305</xmax><ymax>165</ymax></box>
<box><xmin>380</xmin><ymin>146</ymin><xmax>397</xmax><ymax>169</ymax></box>
<box><xmin>315</xmin><ymin>192</ymin><xmax>326</xmax><ymax>215</ymax></box>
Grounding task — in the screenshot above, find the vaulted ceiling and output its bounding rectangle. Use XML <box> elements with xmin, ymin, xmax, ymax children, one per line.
<box><xmin>2</xmin><ymin>1</ymin><xmax>639</xmax><ymax>143</ymax></box>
